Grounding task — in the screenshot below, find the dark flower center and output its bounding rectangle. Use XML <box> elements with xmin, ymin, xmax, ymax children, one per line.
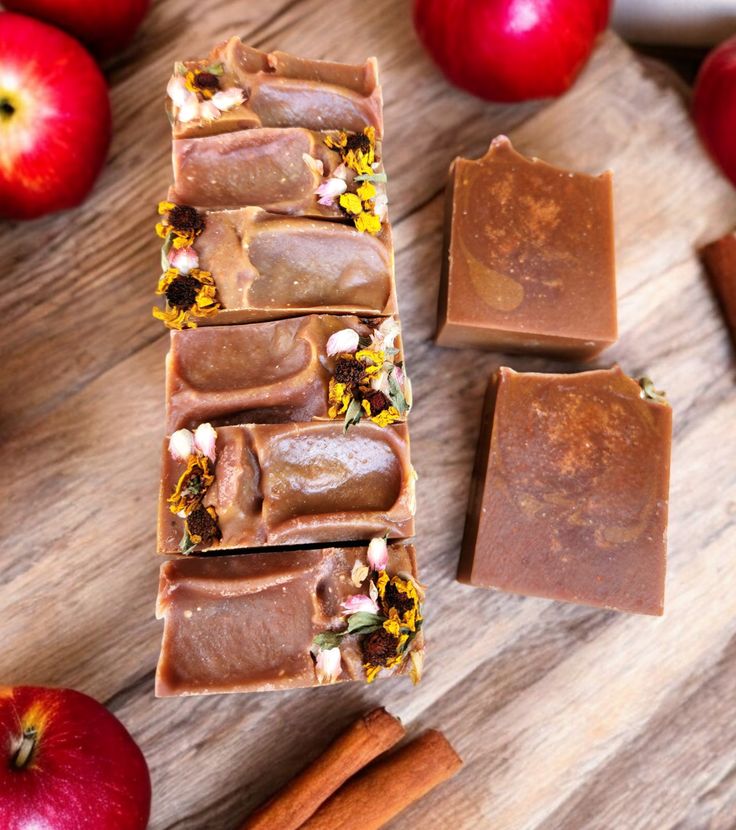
<box><xmin>361</xmin><ymin>629</ymin><xmax>399</xmax><ymax>666</ymax></box>
<box><xmin>168</xmin><ymin>204</ymin><xmax>205</xmax><ymax>235</ymax></box>
<box><xmin>383</xmin><ymin>582</ymin><xmax>414</xmax><ymax>618</ymax></box>
<box><xmin>166</xmin><ymin>274</ymin><xmax>201</xmax><ymax>309</ymax></box>
<box><xmin>345</xmin><ymin>133</ymin><xmax>371</xmax><ymax>154</ymax></box>
<box><xmin>186</xmin><ymin>504</ymin><xmax>221</xmax><ymax>545</ymax></box>
<box><xmin>193</xmin><ymin>71</ymin><xmax>220</xmax><ymax>91</ymax></box>
<box><xmin>334</xmin><ymin>357</ymin><xmax>365</xmax><ymax>388</ymax></box>
<box><xmin>364</xmin><ymin>390</ymin><xmax>389</xmax><ymax>416</ymax></box>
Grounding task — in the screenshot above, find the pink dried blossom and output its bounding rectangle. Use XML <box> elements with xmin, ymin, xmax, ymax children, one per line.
<box><xmin>315</xmin><ymin>177</ymin><xmax>347</xmax><ymax>206</ymax></box>
<box><xmin>367</xmin><ymin>537</ymin><xmax>389</xmax><ymax>571</ymax></box>
<box><xmin>341</xmin><ymin>594</ymin><xmax>379</xmax><ymax>615</ymax></box>
<box><xmin>193</xmin><ymin>423</ymin><xmax>217</xmax><ymax>462</ymax></box>
<box><xmin>326</xmin><ymin>328</ymin><xmax>359</xmax><ymax>356</ymax></box>
<box><xmin>168</xmin><ymin>429</ymin><xmax>195</xmax><ymax>461</ymax></box>
<box><xmin>168</xmin><ymin>246</ymin><xmax>199</xmax><ymax>274</ymax></box>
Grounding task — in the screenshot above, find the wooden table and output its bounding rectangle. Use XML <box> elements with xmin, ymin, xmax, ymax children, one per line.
<box><xmin>3</xmin><ymin>2</ymin><xmax>736</xmax><ymax>828</ymax></box>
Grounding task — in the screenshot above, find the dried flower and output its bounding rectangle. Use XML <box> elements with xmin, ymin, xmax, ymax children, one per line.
<box><xmin>194</xmin><ymin>422</ymin><xmax>217</xmax><ymax>462</ymax></box>
<box><xmin>153</xmin><ymin>267</ymin><xmax>220</xmax><ymax>330</ymax></box>
<box><xmin>341</xmin><ymin>594</ymin><xmax>379</xmax><ymax>615</ymax></box>
<box><xmin>315</xmin><ymin>176</ymin><xmax>348</xmax><ymax>206</ymax></box>
<box><xmin>351</xmin><ymin>559</ymin><xmax>370</xmax><ymax>587</ymax></box>
<box><xmin>167</xmin><ymin>246</ymin><xmax>199</xmax><ymax>275</ymax></box>
<box><xmin>156</xmin><ymin>202</ymin><xmax>205</xmax><ymax>248</ymax></box>
<box><xmin>168</xmin><ymin>455</ymin><xmax>214</xmax><ymax>516</ymax></box>
<box><xmin>167</xmin><ymin>67</ymin><xmax>245</xmax><ymax>125</ymax></box>
<box><xmin>367</xmin><ymin>536</ymin><xmax>388</xmax><ymax>571</ymax></box>
<box><xmin>315</xmin><ymin>647</ymin><xmax>342</xmax><ymax>685</ymax></box>
<box><xmin>303</xmin><ymin>153</ymin><xmax>325</xmax><ymax>177</ymax></box>
<box><xmin>326</xmin><ymin>328</ymin><xmax>360</xmax><ymax>356</ymax></box>
<box><xmin>169</xmin><ymin>429</ymin><xmax>195</xmax><ymax>461</ymax></box>
<box><xmin>185</xmin><ymin>503</ymin><xmax>221</xmax><ymax>548</ymax></box>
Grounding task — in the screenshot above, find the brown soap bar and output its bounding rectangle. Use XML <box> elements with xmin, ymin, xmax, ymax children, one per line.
<box><xmin>157</xmin><ymin>421</ymin><xmax>416</xmax><ymax>554</ymax></box>
<box><xmin>700</xmin><ymin>230</ymin><xmax>736</xmax><ymax>346</ymax></box>
<box><xmin>155</xmin><ymin>544</ymin><xmax>417</xmax><ymax>696</ymax></box>
<box><xmin>182</xmin><ymin>207</ymin><xmax>396</xmax><ymax>324</ymax></box>
<box><xmin>459</xmin><ymin>366</ymin><xmax>671</xmax><ymax>615</ymax></box>
<box><xmin>169</xmin><ymin>127</ymin><xmax>385</xmax><ymax>216</ymax></box>
<box><xmin>437</xmin><ymin>136</ymin><xmax>617</xmax><ymax>358</ymax></box>
<box><xmin>165</xmin><ymin>314</ymin><xmax>408</xmax><ymax>431</ymax></box>
<box><xmin>169</xmin><ymin>38</ymin><xmax>382</xmax><ymax>139</ymax></box>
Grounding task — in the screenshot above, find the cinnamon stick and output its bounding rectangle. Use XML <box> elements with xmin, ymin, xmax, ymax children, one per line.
<box><xmin>241</xmin><ymin>708</ymin><xmax>405</xmax><ymax>830</ymax></box>
<box><xmin>299</xmin><ymin>729</ymin><xmax>463</xmax><ymax>830</ymax></box>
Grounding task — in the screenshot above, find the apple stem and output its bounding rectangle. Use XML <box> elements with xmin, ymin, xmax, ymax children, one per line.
<box><xmin>13</xmin><ymin>728</ymin><xmax>36</xmax><ymax>769</ymax></box>
<box><xmin>0</xmin><ymin>98</ymin><xmax>14</xmax><ymax>120</ymax></box>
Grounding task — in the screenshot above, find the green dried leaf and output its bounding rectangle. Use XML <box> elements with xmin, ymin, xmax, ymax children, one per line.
<box><xmin>639</xmin><ymin>377</ymin><xmax>668</xmax><ymax>404</ymax></box>
<box><xmin>388</xmin><ymin>370</ymin><xmax>408</xmax><ymax>415</ymax></box>
<box><xmin>160</xmin><ymin>232</ymin><xmax>174</xmax><ymax>271</ymax></box>
<box><xmin>206</xmin><ymin>63</ymin><xmax>225</xmax><ymax>76</ymax></box>
<box><xmin>174</xmin><ymin>62</ymin><xmax>187</xmax><ymax>76</ymax></box>
<box><xmin>354</xmin><ymin>172</ymin><xmax>388</xmax><ymax>183</ymax></box>
<box><xmin>346</xmin><ymin>612</ymin><xmax>385</xmax><ymax>635</ymax></box>
<box><xmin>312</xmin><ymin>632</ymin><xmax>342</xmax><ymax>651</ymax></box>
<box><xmin>343</xmin><ymin>397</ymin><xmax>363</xmax><ymax>433</ymax></box>
<box><xmin>179</xmin><ymin>529</ymin><xmax>196</xmax><ymax>556</ymax></box>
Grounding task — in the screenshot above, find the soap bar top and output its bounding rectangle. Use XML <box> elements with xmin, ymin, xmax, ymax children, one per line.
<box><xmin>154</xmin><ymin>205</ymin><xmax>396</xmax><ymax>330</ymax></box>
<box><xmin>167</xmin><ymin>37</ymin><xmax>382</xmax><ymax>139</ymax></box>
<box><xmin>437</xmin><ymin>136</ymin><xmax>617</xmax><ymax>358</ymax></box>
<box><xmin>459</xmin><ymin>366</ymin><xmax>671</xmax><ymax>615</ymax></box>
<box><xmin>158</xmin><ymin>421</ymin><xmax>416</xmax><ymax>554</ymax></box>
<box><xmin>700</xmin><ymin>230</ymin><xmax>736</xmax><ymax>345</ymax></box>
<box><xmin>155</xmin><ymin>543</ymin><xmax>421</xmax><ymax>696</ymax></box>
<box><xmin>165</xmin><ymin>314</ymin><xmax>410</xmax><ymax>432</ymax></box>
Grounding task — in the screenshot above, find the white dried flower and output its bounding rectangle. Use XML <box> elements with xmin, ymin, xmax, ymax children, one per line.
<box><xmin>193</xmin><ymin>423</ymin><xmax>217</xmax><ymax>462</ymax></box>
<box><xmin>315</xmin><ymin>647</ymin><xmax>342</xmax><ymax>685</ymax></box>
<box><xmin>326</xmin><ymin>328</ymin><xmax>359</xmax><ymax>356</ymax></box>
<box><xmin>167</xmin><ymin>246</ymin><xmax>199</xmax><ymax>275</ymax></box>
<box><xmin>315</xmin><ymin>177</ymin><xmax>348</xmax><ymax>206</ymax></box>
<box><xmin>168</xmin><ymin>429</ymin><xmax>195</xmax><ymax>461</ymax></box>
<box><xmin>211</xmin><ymin>88</ymin><xmax>245</xmax><ymax>111</ymax></box>
<box><xmin>367</xmin><ymin>536</ymin><xmax>389</xmax><ymax>571</ymax></box>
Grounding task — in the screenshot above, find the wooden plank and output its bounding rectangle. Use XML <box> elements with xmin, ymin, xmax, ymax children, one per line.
<box><xmin>1</xmin><ymin>2</ymin><xmax>736</xmax><ymax>827</ymax></box>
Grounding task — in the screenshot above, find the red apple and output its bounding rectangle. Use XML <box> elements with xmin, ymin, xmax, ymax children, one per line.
<box><xmin>1</xmin><ymin>0</ymin><xmax>151</xmax><ymax>58</ymax></box>
<box><xmin>0</xmin><ymin>686</ymin><xmax>151</xmax><ymax>830</ymax></box>
<box><xmin>0</xmin><ymin>12</ymin><xmax>111</xmax><ymax>220</ymax></box>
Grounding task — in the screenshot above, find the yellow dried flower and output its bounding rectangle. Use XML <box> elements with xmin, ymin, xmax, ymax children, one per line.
<box><xmin>168</xmin><ymin>456</ymin><xmax>214</xmax><ymax>515</ymax></box>
<box><xmin>355</xmin><ymin>211</ymin><xmax>382</xmax><ymax>235</ymax></box>
<box><xmin>339</xmin><ymin>192</ymin><xmax>363</xmax><ymax>215</ymax></box>
<box><xmin>153</xmin><ymin>267</ymin><xmax>220</xmax><ymax>330</ymax></box>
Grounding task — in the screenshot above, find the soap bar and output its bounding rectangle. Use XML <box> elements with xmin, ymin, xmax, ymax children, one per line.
<box><xmin>165</xmin><ymin>314</ymin><xmax>409</xmax><ymax>432</ymax></box>
<box><xmin>167</xmin><ymin>38</ymin><xmax>382</xmax><ymax>139</ymax></box>
<box><xmin>700</xmin><ymin>230</ymin><xmax>736</xmax><ymax>345</ymax></box>
<box><xmin>437</xmin><ymin>136</ymin><xmax>617</xmax><ymax>358</ymax></box>
<box><xmin>169</xmin><ymin>127</ymin><xmax>385</xmax><ymax>217</ymax></box>
<box><xmin>459</xmin><ymin>366</ymin><xmax>671</xmax><ymax>615</ymax></box>
<box><xmin>155</xmin><ymin>544</ymin><xmax>419</xmax><ymax>696</ymax></box>
<box><xmin>157</xmin><ymin>421</ymin><xmax>415</xmax><ymax>554</ymax></box>
<box><xmin>157</xmin><ymin>206</ymin><xmax>396</xmax><ymax>328</ymax></box>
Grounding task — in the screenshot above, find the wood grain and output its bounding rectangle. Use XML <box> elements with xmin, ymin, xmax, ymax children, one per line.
<box><xmin>2</xmin><ymin>2</ymin><xmax>736</xmax><ymax>828</ymax></box>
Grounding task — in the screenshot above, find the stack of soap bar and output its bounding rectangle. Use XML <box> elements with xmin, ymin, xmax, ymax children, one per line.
<box><xmin>155</xmin><ymin>544</ymin><xmax>416</xmax><ymax>696</ymax></box>
<box><xmin>165</xmin><ymin>208</ymin><xmax>396</xmax><ymax>325</ymax></box>
<box><xmin>157</xmin><ymin>421</ymin><xmax>415</xmax><ymax>552</ymax></box>
<box><xmin>459</xmin><ymin>366</ymin><xmax>671</xmax><ymax>615</ymax></box>
<box><xmin>154</xmin><ymin>40</ymin><xmax>421</xmax><ymax>695</ymax></box>
<box><xmin>437</xmin><ymin>136</ymin><xmax>617</xmax><ymax>358</ymax></box>
<box><xmin>701</xmin><ymin>229</ymin><xmax>736</xmax><ymax>345</ymax></box>
<box><xmin>166</xmin><ymin>315</ymin><xmax>407</xmax><ymax>431</ymax></box>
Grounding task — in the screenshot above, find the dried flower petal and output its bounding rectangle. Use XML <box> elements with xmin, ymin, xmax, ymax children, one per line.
<box><xmin>315</xmin><ymin>646</ymin><xmax>342</xmax><ymax>684</ymax></box>
<box><xmin>210</xmin><ymin>87</ymin><xmax>245</xmax><ymax>111</ymax></box>
<box><xmin>315</xmin><ymin>177</ymin><xmax>347</xmax><ymax>206</ymax></box>
<box><xmin>194</xmin><ymin>422</ymin><xmax>217</xmax><ymax>462</ymax></box>
<box><xmin>341</xmin><ymin>594</ymin><xmax>379</xmax><ymax>615</ymax></box>
<box><xmin>177</xmin><ymin>98</ymin><xmax>201</xmax><ymax>123</ymax></box>
<box><xmin>326</xmin><ymin>328</ymin><xmax>359</xmax><ymax>356</ymax></box>
<box><xmin>367</xmin><ymin>536</ymin><xmax>389</xmax><ymax>571</ymax></box>
<box><xmin>302</xmin><ymin>153</ymin><xmax>325</xmax><ymax>176</ymax></box>
<box><xmin>167</xmin><ymin>75</ymin><xmax>196</xmax><ymax>108</ymax></box>
<box><xmin>169</xmin><ymin>429</ymin><xmax>195</xmax><ymax>461</ymax></box>
<box><xmin>198</xmin><ymin>100</ymin><xmax>221</xmax><ymax>122</ymax></box>
<box><xmin>168</xmin><ymin>246</ymin><xmax>200</xmax><ymax>275</ymax></box>
<box><xmin>351</xmin><ymin>559</ymin><xmax>369</xmax><ymax>587</ymax></box>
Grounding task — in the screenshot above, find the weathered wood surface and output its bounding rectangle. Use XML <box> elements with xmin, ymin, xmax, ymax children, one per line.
<box><xmin>2</xmin><ymin>1</ymin><xmax>736</xmax><ymax>827</ymax></box>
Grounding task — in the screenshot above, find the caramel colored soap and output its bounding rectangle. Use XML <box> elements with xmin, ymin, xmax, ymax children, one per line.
<box><xmin>170</xmin><ymin>127</ymin><xmax>385</xmax><ymax>216</ymax></box>
<box><xmin>459</xmin><ymin>367</ymin><xmax>671</xmax><ymax>615</ymax></box>
<box><xmin>165</xmin><ymin>314</ymin><xmax>407</xmax><ymax>431</ymax></box>
<box><xmin>437</xmin><ymin>136</ymin><xmax>617</xmax><ymax>358</ymax></box>
<box><xmin>158</xmin><ymin>421</ymin><xmax>416</xmax><ymax>554</ymax></box>
<box><xmin>184</xmin><ymin>207</ymin><xmax>396</xmax><ymax>324</ymax></box>
<box><xmin>169</xmin><ymin>38</ymin><xmax>382</xmax><ymax>139</ymax></box>
<box><xmin>700</xmin><ymin>230</ymin><xmax>736</xmax><ymax>346</ymax></box>
<box><xmin>155</xmin><ymin>544</ymin><xmax>416</xmax><ymax>696</ymax></box>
